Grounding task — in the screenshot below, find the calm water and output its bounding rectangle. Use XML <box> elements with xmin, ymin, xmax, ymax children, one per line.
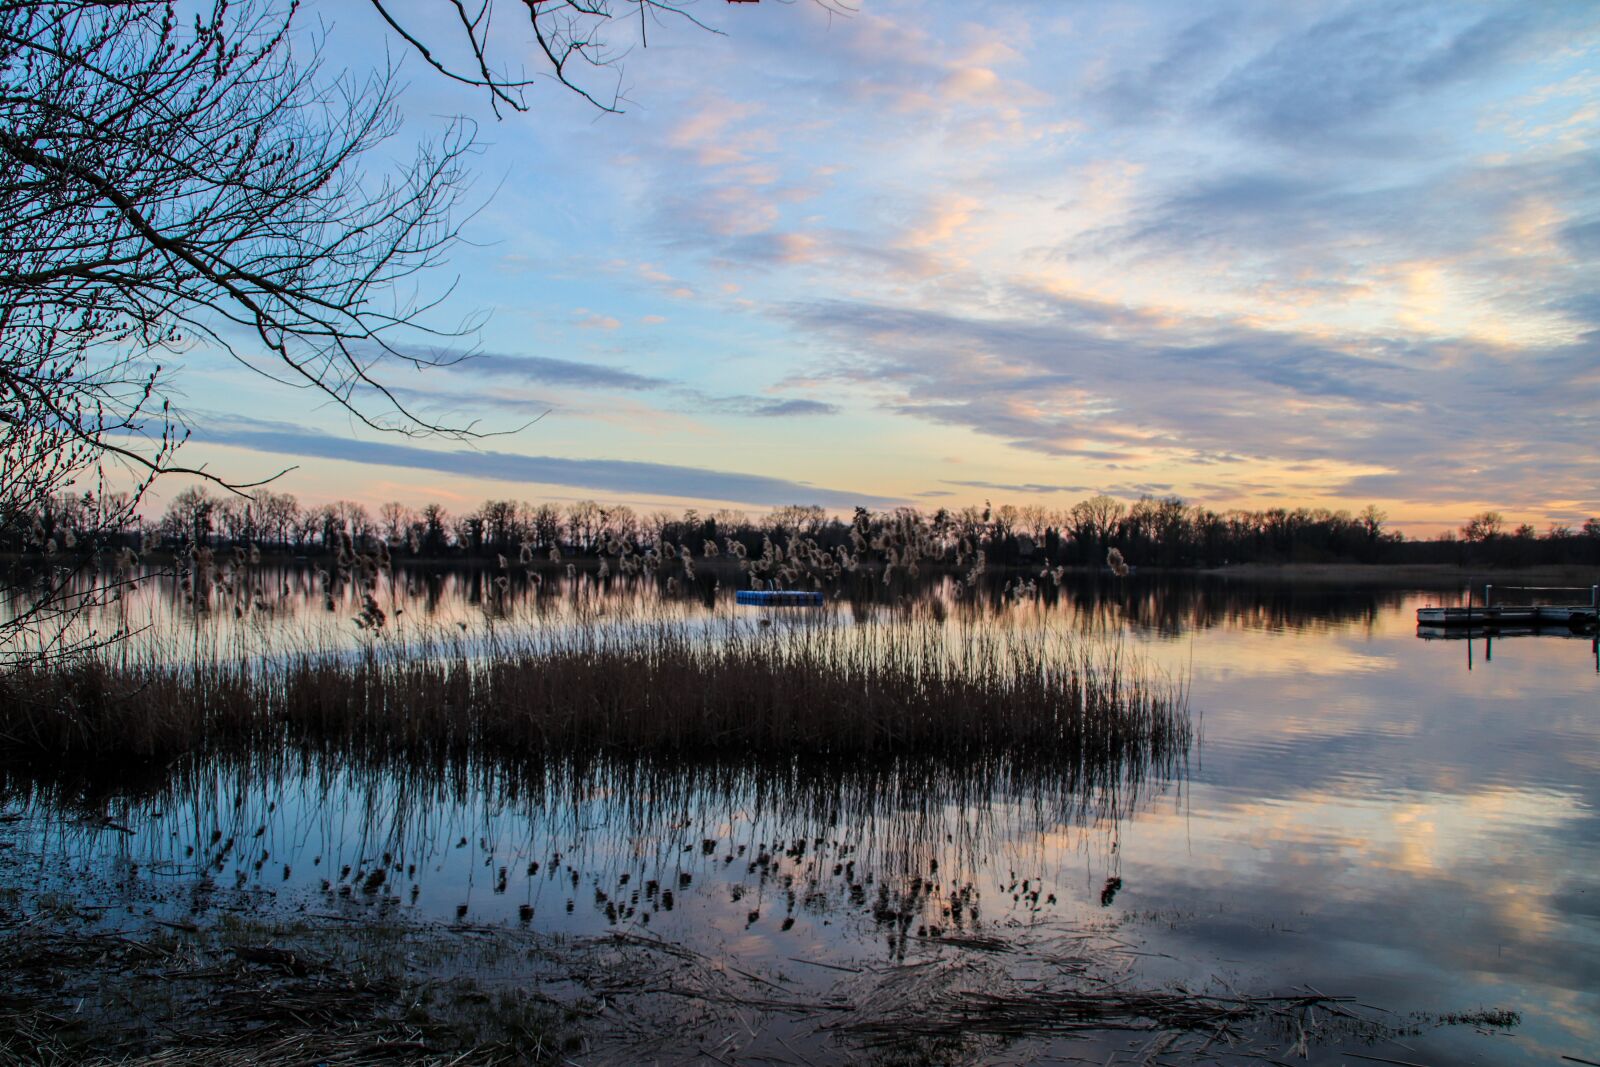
<box><xmin>4</xmin><ymin>568</ymin><xmax>1597</xmax><ymax>1064</ymax></box>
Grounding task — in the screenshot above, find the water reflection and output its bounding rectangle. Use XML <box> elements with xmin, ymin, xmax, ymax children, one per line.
<box><xmin>3</xmin><ymin>573</ymin><xmax>1597</xmax><ymax>1066</ymax></box>
<box><xmin>5</xmin><ymin>560</ymin><xmax>1424</xmax><ymax>659</ymax></box>
<box><xmin>3</xmin><ymin>746</ymin><xmax>1169</xmax><ymax>962</ymax></box>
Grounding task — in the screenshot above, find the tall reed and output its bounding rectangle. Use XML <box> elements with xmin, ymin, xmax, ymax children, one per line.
<box><xmin>0</xmin><ymin>614</ymin><xmax>1189</xmax><ymax>778</ymax></box>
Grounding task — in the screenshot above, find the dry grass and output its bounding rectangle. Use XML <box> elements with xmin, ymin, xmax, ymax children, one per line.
<box><xmin>0</xmin><ymin>914</ymin><xmax>563</xmax><ymax>1065</ymax></box>
<box><xmin>0</xmin><ymin>614</ymin><xmax>1190</xmax><ymax>776</ymax></box>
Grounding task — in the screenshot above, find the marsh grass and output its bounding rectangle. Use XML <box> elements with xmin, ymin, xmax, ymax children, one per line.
<box><xmin>0</xmin><ymin>613</ymin><xmax>1190</xmax><ymax>777</ymax></box>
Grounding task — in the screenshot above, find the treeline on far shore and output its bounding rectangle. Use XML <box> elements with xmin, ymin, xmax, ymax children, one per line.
<box><xmin>6</xmin><ymin>487</ymin><xmax>1599</xmax><ymax>571</ymax></box>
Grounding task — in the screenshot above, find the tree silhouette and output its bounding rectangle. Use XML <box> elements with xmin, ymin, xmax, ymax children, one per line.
<box><xmin>0</xmin><ymin>0</ymin><xmax>728</xmax><ymax>662</ymax></box>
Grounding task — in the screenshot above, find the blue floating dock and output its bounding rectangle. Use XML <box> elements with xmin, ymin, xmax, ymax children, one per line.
<box><xmin>735</xmin><ymin>590</ymin><xmax>824</xmax><ymax>606</ymax></box>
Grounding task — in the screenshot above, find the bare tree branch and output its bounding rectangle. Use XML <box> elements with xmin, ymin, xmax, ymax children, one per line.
<box><xmin>0</xmin><ymin>0</ymin><xmax>753</xmax><ymax>665</ymax></box>
<box><xmin>368</xmin><ymin>0</ymin><xmax>728</xmax><ymax>116</ymax></box>
<box><xmin>0</xmin><ymin>1</ymin><xmax>479</xmax><ymax>662</ymax></box>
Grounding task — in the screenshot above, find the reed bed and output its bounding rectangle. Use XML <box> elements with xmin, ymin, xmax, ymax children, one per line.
<box><xmin>0</xmin><ymin>614</ymin><xmax>1189</xmax><ymax>777</ymax></box>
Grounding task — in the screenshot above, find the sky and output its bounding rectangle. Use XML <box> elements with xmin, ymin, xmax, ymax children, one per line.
<box><xmin>167</xmin><ymin>0</ymin><xmax>1600</xmax><ymax>535</ymax></box>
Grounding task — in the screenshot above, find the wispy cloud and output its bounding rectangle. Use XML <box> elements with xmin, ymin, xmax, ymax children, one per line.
<box><xmin>1209</xmin><ymin>5</ymin><xmax>1574</xmax><ymax>144</ymax></box>
<box><xmin>450</xmin><ymin>352</ymin><xmax>669</xmax><ymax>391</ymax></box>
<box><xmin>696</xmin><ymin>396</ymin><xmax>839</xmax><ymax>418</ymax></box>
<box><xmin>573</xmin><ymin>310</ymin><xmax>623</xmax><ymax>331</ymax></box>
<box><xmin>787</xmin><ymin>292</ymin><xmax>1600</xmax><ymax>513</ymax></box>
<box><xmin>942</xmin><ymin>479</ymin><xmax>1093</xmax><ymax>495</ymax></box>
<box><xmin>199</xmin><ymin>417</ymin><xmax>892</xmax><ymax>509</ymax></box>
<box><xmin>391</xmin><ymin>347</ymin><xmax>838</xmax><ymax>421</ymax></box>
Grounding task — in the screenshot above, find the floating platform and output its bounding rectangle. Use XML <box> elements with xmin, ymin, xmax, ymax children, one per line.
<box><xmin>1416</xmin><ymin>606</ymin><xmax>1596</xmax><ymax>629</ymax></box>
<box><xmin>1417</xmin><ymin>584</ymin><xmax>1598</xmax><ymax>631</ymax></box>
<box><xmin>1420</xmin><ymin>607</ymin><xmax>1593</xmax><ymax>627</ymax></box>
<box><xmin>1418</xmin><ymin>624</ymin><xmax>1598</xmax><ymax>640</ymax></box>
<box><xmin>735</xmin><ymin>589</ymin><xmax>824</xmax><ymax>606</ymax></box>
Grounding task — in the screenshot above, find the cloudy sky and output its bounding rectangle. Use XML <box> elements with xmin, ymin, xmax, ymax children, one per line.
<box><xmin>172</xmin><ymin>0</ymin><xmax>1600</xmax><ymax>533</ymax></box>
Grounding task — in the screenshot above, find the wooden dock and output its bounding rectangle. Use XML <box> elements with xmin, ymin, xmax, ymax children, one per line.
<box><xmin>1416</xmin><ymin>605</ymin><xmax>1597</xmax><ymax>628</ymax></box>
<box><xmin>1417</xmin><ymin>584</ymin><xmax>1598</xmax><ymax>630</ymax></box>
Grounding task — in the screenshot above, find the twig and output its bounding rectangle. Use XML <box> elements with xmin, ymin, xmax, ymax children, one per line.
<box><xmin>785</xmin><ymin>957</ymin><xmax>863</xmax><ymax>974</ymax></box>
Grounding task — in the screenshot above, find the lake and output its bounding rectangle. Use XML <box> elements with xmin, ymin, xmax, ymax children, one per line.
<box><xmin>3</xmin><ymin>567</ymin><xmax>1596</xmax><ymax>1064</ymax></box>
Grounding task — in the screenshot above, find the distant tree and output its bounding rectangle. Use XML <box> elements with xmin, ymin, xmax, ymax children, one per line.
<box><xmin>1460</xmin><ymin>512</ymin><xmax>1505</xmax><ymax>543</ymax></box>
<box><xmin>375</xmin><ymin>503</ymin><xmax>408</xmax><ymax>545</ymax></box>
<box><xmin>420</xmin><ymin>504</ymin><xmax>452</xmax><ymax>556</ymax></box>
<box><xmin>643</xmin><ymin>510</ymin><xmax>675</xmax><ymax>546</ymax></box>
<box><xmin>255</xmin><ymin>493</ymin><xmax>302</xmax><ymax>550</ymax></box>
<box><xmin>213</xmin><ymin>497</ymin><xmax>257</xmax><ymax>544</ymax></box>
<box><xmin>1014</xmin><ymin>505</ymin><xmax>1050</xmax><ymax>542</ymax></box>
<box><xmin>565</xmin><ymin>500</ymin><xmax>603</xmax><ymax>552</ymax></box>
<box><xmin>454</xmin><ymin>514</ymin><xmax>485</xmax><ymax>555</ymax></box>
<box><xmin>991</xmin><ymin>504</ymin><xmax>1019</xmax><ymax>545</ymax></box>
<box><xmin>768</xmin><ymin>505</ymin><xmax>827</xmax><ymax>537</ymax></box>
<box><xmin>1138</xmin><ymin>496</ymin><xmax>1189</xmax><ymax>565</ymax></box>
<box><xmin>293</xmin><ymin>509</ymin><xmax>322</xmax><ymax>552</ymax></box>
<box><xmin>313</xmin><ymin>505</ymin><xmax>341</xmax><ymax>550</ymax></box>
<box><xmin>529</xmin><ymin>504</ymin><xmax>563</xmax><ymax>550</ymax></box>
<box><xmin>607</xmin><ymin>505</ymin><xmax>641</xmax><ymax>547</ymax></box>
<box><xmin>1069</xmin><ymin>495</ymin><xmax>1125</xmax><ymax>558</ymax></box>
<box><xmin>161</xmin><ymin>487</ymin><xmax>216</xmax><ymax>547</ymax></box>
<box><xmin>479</xmin><ymin>501</ymin><xmax>522</xmax><ymax>553</ymax></box>
<box><xmin>330</xmin><ymin>502</ymin><xmax>374</xmax><ymax>547</ymax></box>
<box><xmin>1359</xmin><ymin>505</ymin><xmax>1386</xmax><ymax>541</ymax></box>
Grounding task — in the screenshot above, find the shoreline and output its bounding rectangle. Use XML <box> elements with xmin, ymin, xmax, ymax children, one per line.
<box><xmin>0</xmin><ymin>836</ymin><xmax>1475</xmax><ymax>1067</ymax></box>
<box><xmin>11</xmin><ymin>550</ymin><xmax>1596</xmax><ymax>582</ymax></box>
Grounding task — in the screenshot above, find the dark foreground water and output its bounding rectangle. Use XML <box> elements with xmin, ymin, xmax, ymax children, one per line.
<box><xmin>3</xmin><ymin>570</ymin><xmax>1597</xmax><ymax>1064</ymax></box>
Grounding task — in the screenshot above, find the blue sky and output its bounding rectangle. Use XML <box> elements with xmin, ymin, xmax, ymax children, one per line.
<box><xmin>170</xmin><ymin>0</ymin><xmax>1600</xmax><ymax>533</ymax></box>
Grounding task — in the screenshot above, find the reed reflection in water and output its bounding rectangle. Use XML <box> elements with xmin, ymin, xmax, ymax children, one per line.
<box><xmin>5</xmin><ymin>729</ymin><xmax>1186</xmax><ymax>955</ymax></box>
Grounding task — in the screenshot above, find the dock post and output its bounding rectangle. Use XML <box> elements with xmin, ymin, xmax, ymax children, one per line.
<box><xmin>1485</xmin><ymin>584</ymin><xmax>1493</xmax><ymax>611</ymax></box>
